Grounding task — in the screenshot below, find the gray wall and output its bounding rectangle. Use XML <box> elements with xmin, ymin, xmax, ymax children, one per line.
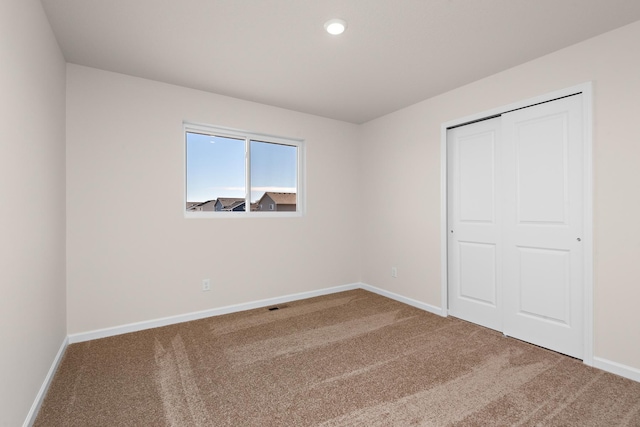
<box><xmin>0</xmin><ymin>0</ymin><xmax>67</xmax><ymax>424</ymax></box>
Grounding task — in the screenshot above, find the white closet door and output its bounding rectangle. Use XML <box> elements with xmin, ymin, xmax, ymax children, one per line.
<box><xmin>501</xmin><ymin>95</ymin><xmax>584</xmax><ymax>358</ymax></box>
<box><xmin>447</xmin><ymin>117</ymin><xmax>503</xmax><ymax>331</ymax></box>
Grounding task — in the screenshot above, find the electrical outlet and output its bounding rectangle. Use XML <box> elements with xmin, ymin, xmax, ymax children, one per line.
<box><xmin>391</xmin><ymin>267</ymin><xmax>398</xmax><ymax>278</ymax></box>
<box><xmin>202</xmin><ymin>279</ymin><xmax>211</xmax><ymax>291</ymax></box>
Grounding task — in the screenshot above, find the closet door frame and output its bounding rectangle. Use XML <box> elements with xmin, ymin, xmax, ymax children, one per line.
<box><xmin>439</xmin><ymin>82</ymin><xmax>594</xmax><ymax>366</ymax></box>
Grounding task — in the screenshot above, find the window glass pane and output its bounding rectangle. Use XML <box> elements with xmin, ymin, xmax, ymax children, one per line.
<box><xmin>250</xmin><ymin>140</ymin><xmax>297</xmax><ymax>212</ymax></box>
<box><xmin>186</xmin><ymin>132</ymin><xmax>246</xmax><ymax>212</ymax></box>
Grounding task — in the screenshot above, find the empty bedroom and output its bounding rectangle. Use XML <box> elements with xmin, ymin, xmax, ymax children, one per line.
<box><xmin>2</xmin><ymin>0</ymin><xmax>640</xmax><ymax>425</ymax></box>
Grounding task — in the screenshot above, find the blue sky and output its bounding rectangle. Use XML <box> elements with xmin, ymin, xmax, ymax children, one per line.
<box><xmin>186</xmin><ymin>132</ymin><xmax>297</xmax><ymax>203</ymax></box>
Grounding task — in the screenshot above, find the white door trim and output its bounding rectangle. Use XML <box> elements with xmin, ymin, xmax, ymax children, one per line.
<box><xmin>440</xmin><ymin>82</ymin><xmax>594</xmax><ymax>365</ymax></box>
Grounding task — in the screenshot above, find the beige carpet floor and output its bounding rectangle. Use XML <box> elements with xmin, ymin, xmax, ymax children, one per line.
<box><xmin>35</xmin><ymin>289</ymin><xmax>640</xmax><ymax>426</ymax></box>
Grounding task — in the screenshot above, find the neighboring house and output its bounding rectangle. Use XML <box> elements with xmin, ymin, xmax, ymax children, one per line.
<box><xmin>229</xmin><ymin>201</ymin><xmax>246</xmax><ymax>211</ymax></box>
<box><xmin>215</xmin><ymin>198</ymin><xmax>246</xmax><ymax>211</ymax></box>
<box><xmin>189</xmin><ymin>198</ymin><xmax>255</xmax><ymax>212</ymax></box>
<box><xmin>186</xmin><ymin>200</ymin><xmax>216</xmax><ymax>211</ymax></box>
<box><xmin>257</xmin><ymin>192</ymin><xmax>296</xmax><ymax>212</ymax></box>
<box><xmin>200</xmin><ymin>200</ymin><xmax>217</xmax><ymax>211</ymax></box>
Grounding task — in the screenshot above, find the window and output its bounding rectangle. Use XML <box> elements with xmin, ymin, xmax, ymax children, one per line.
<box><xmin>185</xmin><ymin>123</ymin><xmax>304</xmax><ymax>217</ymax></box>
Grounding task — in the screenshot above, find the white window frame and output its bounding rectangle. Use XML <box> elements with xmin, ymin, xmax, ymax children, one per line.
<box><xmin>184</xmin><ymin>122</ymin><xmax>305</xmax><ymax>218</ymax></box>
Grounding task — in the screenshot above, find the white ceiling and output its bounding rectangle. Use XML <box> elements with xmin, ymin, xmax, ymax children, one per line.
<box><xmin>41</xmin><ymin>0</ymin><xmax>640</xmax><ymax>124</ymax></box>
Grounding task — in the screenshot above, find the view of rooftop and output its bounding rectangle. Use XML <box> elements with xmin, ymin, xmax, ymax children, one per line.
<box><xmin>186</xmin><ymin>192</ymin><xmax>297</xmax><ymax>212</ymax></box>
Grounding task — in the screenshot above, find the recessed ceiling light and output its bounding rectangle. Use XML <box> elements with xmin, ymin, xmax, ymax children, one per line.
<box><xmin>324</xmin><ymin>19</ymin><xmax>347</xmax><ymax>35</ymax></box>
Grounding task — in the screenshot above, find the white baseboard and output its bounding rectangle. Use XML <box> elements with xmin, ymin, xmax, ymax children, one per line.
<box><xmin>68</xmin><ymin>283</ymin><xmax>361</xmax><ymax>344</ymax></box>
<box><xmin>23</xmin><ymin>336</ymin><xmax>68</xmax><ymax>427</ymax></box>
<box><xmin>593</xmin><ymin>356</ymin><xmax>640</xmax><ymax>383</ymax></box>
<box><xmin>68</xmin><ymin>282</ymin><xmax>445</xmax><ymax>344</ymax></box>
<box><xmin>62</xmin><ymin>284</ymin><xmax>640</xmax><ymax>385</ymax></box>
<box><xmin>360</xmin><ymin>282</ymin><xmax>444</xmax><ymax>316</ymax></box>
<box><xmin>360</xmin><ymin>284</ymin><xmax>640</xmax><ymax>384</ymax></box>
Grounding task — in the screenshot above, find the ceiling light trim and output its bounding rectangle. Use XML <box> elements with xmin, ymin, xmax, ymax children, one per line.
<box><xmin>324</xmin><ymin>19</ymin><xmax>347</xmax><ymax>35</ymax></box>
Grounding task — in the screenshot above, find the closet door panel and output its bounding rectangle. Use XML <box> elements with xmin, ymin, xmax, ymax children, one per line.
<box><xmin>502</xmin><ymin>95</ymin><xmax>584</xmax><ymax>359</ymax></box>
<box><xmin>447</xmin><ymin>118</ymin><xmax>502</xmax><ymax>332</ymax></box>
